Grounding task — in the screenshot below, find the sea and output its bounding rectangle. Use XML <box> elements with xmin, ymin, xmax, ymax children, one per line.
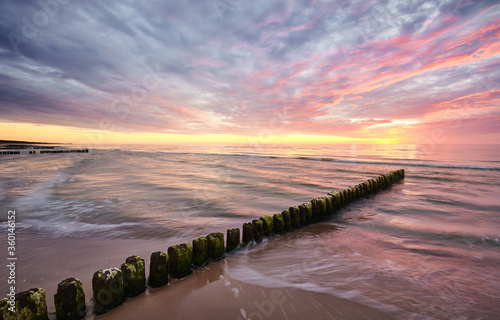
<box><xmin>1</xmin><ymin>143</ymin><xmax>499</xmax><ymax>319</ymax></box>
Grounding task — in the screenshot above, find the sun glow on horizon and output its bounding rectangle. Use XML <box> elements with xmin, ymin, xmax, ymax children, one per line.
<box><xmin>0</xmin><ymin>122</ymin><xmax>400</xmax><ymax>146</ymax></box>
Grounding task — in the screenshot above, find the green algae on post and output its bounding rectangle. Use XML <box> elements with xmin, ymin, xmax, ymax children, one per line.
<box><xmin>54</xmin><ymin>278</ymin><xmax>86</xmax><ymax>320</ymax></box>
<box><xmin>281</xmin><ymin>209</ymin><xmax>291</xmax><ymax>230</ymax></box>
<box><xmin>260</xmin><ymin>215</ymin><xmax>274</xmax><ymax>236</ymax></box>
<box><xmin>149</xmin><ymin>251</ymin><xmax>169</xmax><ymax>287</ymax></box>
<box><xmin>317</xmin><ymin>197</ymin><xmax>327</xmax><ymax>220</ymax></box>
<box><xmin>288</xmin><ymin>206</ymin><xmax>301</xmax><ymax>228</ymax></box>
<box><xmin>0</xmin><ymin>288</ymin><xmax>49</xmax><ymax>320</ymax></box>
<box><xmin>168</xmin><ymin>243</ymin><xmax>193</xmax><ymax>278</ymax></box>
<box><xmin>311</xmin><ymin>198</ymin><xmax>319</xmax><ymax>221</ymax></box>
<box><xmin>121</xmin><ymin>255</ymin><xmax>146</xmax><ymax>297</ymax></box>
<box><xmin>92</xmin><ymin>268</ymin><xmax>124</xmax><ymax>315</ymax></box>
<box><xmin>325</xmin><ymin>195</ymin><xmax>334</xmax><ymax>215</ymax></box>
<box><xmin>226</xmin><ymin>228</ymin><xmax>240</xmax><ymax>253</ymax></box>
<box><xmin>299</xmin><ymin>201</ymin><xmax>313</xmax><ymax>224</ymax></box>
<box><xmin>273</xmin><ymin>213</ymin><xmax>285</xmax><ymax>234</ymax></box>
<box><xmin>207</xmin><ymin>232</ymin><xmax>225</xmax><ymax>261</ymax></box>
<box><xmin>242</xmin><ymin>222</ymin><xmax>254</xmax><ymax>245</ymax></box>
<box><xmin>252</xmin><ymin>219</ymin><xmax>263</xmax><ymax>242</ymax></box>
<box><xmin>327</xmin><ymin>192</ymin><xmax>338</xmax><ymax>211</ymax></box>
<box><xmin>336</xmin><ymin>190</ymin><xmax>344</xmax><ymax>207</ymax></box>
<box><xmin>192</xmin><ymin>237</ymin><xmax>208</xmax><ymax>268</ymax></box>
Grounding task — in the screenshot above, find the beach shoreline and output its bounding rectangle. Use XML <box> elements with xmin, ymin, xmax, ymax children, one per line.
<box><xmin>1</xmin><ymin>233</ymin><xmax>394</xmax><ymax>320</ymax></box>
<box><xmin>95</xmin><ymin>256</ymin><xmax>394</xmax><ymax>320</ymax></box>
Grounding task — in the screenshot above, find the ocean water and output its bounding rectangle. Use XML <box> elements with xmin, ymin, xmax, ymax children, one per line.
<box><xmin>1</xmin><ymin>143</ymin><xmax>499</xmax><ymax>319</ymax></box>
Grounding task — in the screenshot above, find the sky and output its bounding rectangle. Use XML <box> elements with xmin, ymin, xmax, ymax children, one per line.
<box><xmin>0</xmin><ymin>0</ymin><xmax>499</xmax><ymax>145</ymax></box>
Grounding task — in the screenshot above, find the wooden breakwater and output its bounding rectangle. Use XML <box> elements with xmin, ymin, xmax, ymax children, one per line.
<box><xmin>0</xmin><ymin>148</ymin><xmax>89</xmax><ymax>155</ymax></box>
<box><xmin>0</xmin><ymin>169</ymin><xmax>404</xmax><ymax>320</ymax></box>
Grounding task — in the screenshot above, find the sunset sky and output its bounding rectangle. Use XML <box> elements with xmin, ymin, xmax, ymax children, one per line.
<box><xmin>0</xmin><ymin>0</ymin><xmax>499</xmax><ymax>145</ymax></box>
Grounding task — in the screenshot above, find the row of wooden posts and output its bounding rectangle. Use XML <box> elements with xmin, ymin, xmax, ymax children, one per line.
<box><xmin>0</xmin><ymin>149</ymin><xmax>89</xmax><ymax>155</ymax></box>
<box><xmin>0</xmin><ymin>169</ymin><xmax>405</xmax><ymax>320</ymax></box>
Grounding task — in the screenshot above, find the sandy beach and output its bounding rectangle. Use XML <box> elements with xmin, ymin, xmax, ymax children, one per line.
<box><xmin>95</xmin><ymin>256</ymin><xmax>393</xmax><ymax>320</ymax></box>
<box><xmin>3</xmin><ymin>234</ymin><xmax>393</xmax><ymax>320</ymax></box>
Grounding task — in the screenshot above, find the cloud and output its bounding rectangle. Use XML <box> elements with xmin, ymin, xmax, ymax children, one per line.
<box><xmin>0</xmin><ymin>0</ymin><xmax>499</xmax><ymax>143</ymax></box>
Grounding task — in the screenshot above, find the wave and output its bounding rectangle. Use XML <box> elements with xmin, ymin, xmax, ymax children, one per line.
<box><xmin>291</xmin><ymin>156</ymin><xmax>500</xmax><ymax>171</ymax></box>
<box><xmin>97</xmin><ymin>147</ymin><xmax>500</xmax><ymax>172</ymax></box>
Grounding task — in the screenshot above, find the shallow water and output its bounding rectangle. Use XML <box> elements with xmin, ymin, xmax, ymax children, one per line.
<box><xmin>1</xmin><ymin>143</ymin><xmax>499</xmax><ymax>319</ymax></box>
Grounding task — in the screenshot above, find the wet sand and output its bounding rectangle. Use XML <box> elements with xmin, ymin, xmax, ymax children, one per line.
<box><xmin>1</xmin><ymin>234</ymin><xmax>393</xmax><ymax>320</ymax></box>
<box><xmin>96</xmin><ymin>259</ymin><xmax>393</xmax><ymax>320</ymax></box>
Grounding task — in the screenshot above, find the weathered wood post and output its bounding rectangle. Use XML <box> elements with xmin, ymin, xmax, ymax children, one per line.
<box><xmin>226</xmin><ymin>228</ymin><xmax>240</xmax><ymax>253</ymax></box>
<box><xmin>92</xmin><ymin>268</ymin><xmax>124</xmax><ymax>314</ymax></box>
<box><xmin>207</xmin><ymin>232</ymin><xmax>225</xmax><ymax>261</ymax></box>
<box><xmin>149</xmin><ymin>251</ymin><xmax>169</xmax><ymax>287</ymax></box>
<box><xmin>54</xmin><ymin>278</ymin><xmax>86</xmax><ymax>320</ymax></box>
<box><xmin>192</xmin><ymin>237</ymin><xmax>208</xmax><ymax>268</ymax></box>
<box><xmin>121</xmin><ymin>256</ymin><xmax>146</xmax><ymax>297</ymax></box>
<box><xmin>168</xmin><ymin>243</ymin><xmax>193</xmax><ymax>278</ymax></box>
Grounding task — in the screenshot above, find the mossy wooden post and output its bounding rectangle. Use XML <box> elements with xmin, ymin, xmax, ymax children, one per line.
<box><xmin>242</xmin><ymin>223</ymin><xmax>254</xmax><ymax>245</ymax></box>
<box><xmin>121</xmin><ymin>255</ymin><xmax>146</xmax><ymax>297</ymax></box>
<box><xmin>281</xmin><ymin>210</ymin><xmax>291</xmax><ymax>230</ymax></box>
<box><xmin>300</xmin><ymin>201</ymin><xmax>313</xmax><ymax>223</ymax></box>
<box><xmin>92</xmin><ymin>268</ymin><xmax>124</xmax><ymax>315</ymax></box>
<box><xmin>380</xmin><ymin>175</ymin><xmax>388</xmax><ymax>188</ymax></box>
<box><xmin>353</xmin><ymin>185</ymin><xmax>360</xmax><ymax>200</ymax></box>
<box><xmin>346</xmin><ymin>188</ymin><xmax>353</xmax><ymax>202</ymax></box>
<box><xmin>374</xmin><ymin>177</ymin><xmax>380</xmax><ymax>191</ymax></box>
<box><xmin>318</xmin><ymin>197</ymin><xmax>327</xmax><ymax>220</ymax></box>
<box><xmin>207</xmin><ymin>232</ymin><xmax>225</xmax><ymax>261</ymax></box>
<box><xmin>328</xmin><ymin>193</ymin><xmax>335</xmax><ymax>210</ymax></box>
<box><xmin>311</xmin><ymin>198</ymin><xmax>319</xmax><ymax>221</ymax></box>
<box><xmin>335</xmin><ymin>191</ymin><xmax>343</xmax><ymax>207</ymax></box>
<box><xmin>289</xmin><ymin>206</ymin><xmax>301</xmax><ymax>229</ymax></box>
<box><xmin>335</xmin><ymin>192</ymin><xmax>342</xmax><ymax>209</ymax></box>
<box><xmin>325</xmin><ymin>195</ymin><xmax>334</xmax><ymax>215</ymax></box>
<box><xmin>252</xmin><ymin>219</ymin><xmax>263</xmax><ymax>242</ymax></box>
<box><xmin>362</xmin><ymin>182</ymin><xmax>369</xmax><ymax>196</ymax></box>
<box><xmin>226</xmin><ymin>228</ymin><xmax>240</xmax><ymax>253</ymax></box>
<box><xmin>297</xmin><ymin>204</ymin><xmax>306</xmax><ymax>225</ymax></box>
<box><xmin>391</xmin><ymin>171</ymin><xmax>397</xmax><ymax>181</ymax></box>
<box><xmin>192</xmin><ymin>237</ymin><xmax>208</xmax><ymax>268</ymax></box>
<box><xmin>54</xmin><ymin>278</ymin><xmax>85</xmax><ymax>320</ymax></box>
<box><xmin>368</xmin><ymin>179</ymin><xmax>375</xmax><ymax>194</ymax></box>
<box><xmin>149</xmin><ymin>251</ymin><xmax>169</xmax><ymax>287</ymax></box>
<box><xmin>386</xmin><ymin>173</ymin><xmax>394</xmax><ymax>185</ymax></box>
<box><xmin>342</xmin><ymin>189</ymin><xmax>348</xmax><ymax>206</ymax></box>
<box><xmin>349</xmin><ymin>187</ymin><xmax>356</xmax><ymax>202</ymax></box>
<box><xmin>366</xmin><ymin>181</ymin><xmax>372</xmax><ymax>195</ymax></box>
<box><xmin>168</xmin><ymin>243</ymin><xmax>193</xmax><ymax>278</ymax></box>
<box><xmin>260</xmin><ymin>215</ymin><xmax>274</xmax><ymax>236</ymax></box>
<box><xmin>312</xmin><ymin>198</ymin><xmax>324</xmax><ymax>220</ymax></box>
<box><xmin>0</xmin><ymin>288</ymin><xmax>49</xmax><ymax>320</ymax></box>
<box><xmin>393</xmin><ymin>169</ymin><xmax>404</xmax><ymax>181</ymax></box>
<box><xmin>273</xmin><ymin>213</ymin><xmax>285</xmax><ymax>234</ymax></box>
<box><xmin>358</xmin><ymin>184</ymin><xmax>364</xmax><ymax>198</ymax></box>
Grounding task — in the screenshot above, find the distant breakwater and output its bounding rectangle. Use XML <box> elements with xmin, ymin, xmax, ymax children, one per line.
<box><xmin>0</xmin><ymin>148</ymin><xmax>89</xmax><ymax>155</ymax></box>
<box><xmin>0</xmin><ymin>169</ymin><xmax>404</xmax><ymax>320</ymax></box>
